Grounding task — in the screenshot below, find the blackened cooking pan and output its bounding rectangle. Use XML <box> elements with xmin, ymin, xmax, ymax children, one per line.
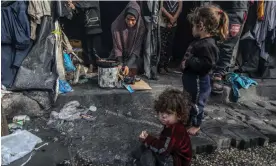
<box><xmin>96</xmin><ymin>58</ymin><xmax>120</xmax><ymax>68</ymax></box>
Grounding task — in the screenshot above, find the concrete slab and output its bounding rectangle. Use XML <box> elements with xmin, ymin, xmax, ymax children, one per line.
<box><xmin>216</xmin><ymin>119</ymin><xmax>269</xmax><ymax>149</ymax></box>
<box><xmin>270</xmin><ymin>101</ymin><xmax>276</xmax><ymax>107</ymax></box>
<box><xmin>246</xmin><ymin>117</ymin><xmax>276</xmax><ymax>143</ymax></box>
<box><xmin>190</xmin><ymin>132</ymin><xmax>217</xmax><ymax>154</ymax></box>
<box><xmin>206</xmin><ymin>107</ymin><xmax>231</xmax><ymax>120</ymax></box>
<box><xmin>240</xmin><ymin>101</ymin><xmax>264</xmax><ymax>110</ymax></box>
<box><xmin>201</xmin><ymin>119</ymin><xmax>240</xmax><ymax>150</ymax></box>
<box><xmin>225</xmin><ymin>108</ymin><xmax>247</xmax><ymax>122</ymax></box>
<box><xmin>266</xmin><ymin>103</ymin><xmax>276</xmax><ymax>114</ymax></box>
<box><xmin>205</xmin><ymin>108</ymin><xmax>268</xmax><ymax>149</ymax></box>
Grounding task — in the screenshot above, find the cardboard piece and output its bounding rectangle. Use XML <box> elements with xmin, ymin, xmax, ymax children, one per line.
<box><xmin>130</xmin><ymin>79</ymin><xmax>152</xmax><ymax>90</ymax></box>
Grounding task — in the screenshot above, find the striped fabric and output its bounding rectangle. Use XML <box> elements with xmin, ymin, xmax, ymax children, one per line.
<box><xmin>164</xmin><ymin>1</ymin><xmax>179</xmax><ymax>14</ymax></box>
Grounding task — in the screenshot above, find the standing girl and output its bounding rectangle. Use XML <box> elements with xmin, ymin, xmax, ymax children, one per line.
<box><xmin>159</xmin><ymin>0</ymin><xmax>183</xmax><ymax>73</ymax></box>
<box><xmin>181</xmin><ymin>5</ymin><xmax>229</xmax><ymax>135</ymax></box>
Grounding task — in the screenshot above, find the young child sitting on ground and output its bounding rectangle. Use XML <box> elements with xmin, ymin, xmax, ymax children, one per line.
<box><xmin>133</xmin><ymin>88</ymin><xmax>192</xmax><ymax>166</ymax></box>
<box><xmin>181</xmin><ymin>5</ymin><xmax>229</xmax><ymax>135</ymax></box>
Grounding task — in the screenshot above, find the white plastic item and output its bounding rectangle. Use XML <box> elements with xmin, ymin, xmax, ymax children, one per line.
<box><xmin>13</xmin><ymin>115</ymin><xmax>30</xmax><ymax>122</ymax></box>
<box><xmin>1</xmin><ymin>130</ymin><xmax>42</xmax><ymax>165</ymax></box>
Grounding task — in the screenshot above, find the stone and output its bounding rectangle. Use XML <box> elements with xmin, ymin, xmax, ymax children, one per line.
<box><xmin>201</xmin><ymin>120</ymin><xmax>240</xmax><ymax>149</ymax></box>
<box><xmin>252</xmin><ymin>108</ymin><xmax>272</xmax><ymax>118</ymax></box>
<box><xmin>270</xmin><ymin>101</ymin><xmax>276</xmax><ymax>107</ymax></box>
<box><xmin>126</xmin><ymin>112</ymin><xmax>132</xmax><ymax>117</ymax></box>
<box><xmin>255</xmin><ymin>100</ymin><xmax>268</xmax><ymax>108</ymax></box>
<box><xmin>225</xmin><ymin>108</ymin><xmax>247</xmax><ymax>122</ymax></box>
<box><xmin>233</xmin><ymin>109</ymin><xmax>259</xmax><ymax>120</ymax></box>
<box><xmin>246</xmin><ymin>117</ymin><xmax>276</xmax><ymax>143</ymax></box>
<box><xmin>266</xmin><ymin>119</ymin><xmax>276</xmax><ymax>128</ymax></box>
<box><xmin>217</xmin><ymin>119</ymin><xmax>269</xmax><ymax>149</ymax></box>
<box><xmin>204</xmin><ymin>105</ymin><xmax>219</xmax><ymax>115</ymax></box>
<box><xmin>241</xmin><ymin>101</ymin><xmax>263</xmax><ymax>110</ymax></box>
<box><xmin>207</xmin><ymin>108</ymin><xmax>231</xmax><ymax>120</ymax></box>
<box><xmin>89</xmin><ymin>106</ymin><xmax>97</xmax><ymax>112</ymax></box>
<box><xmin>53</xmin><ymin>137</ymin><xmax>59</xmax><ymax>142</ymax></box>
<box><xmin>2</xmin><ymin>93</ymin><xmax>43</xmax><ymax>118</ymax></box>
<box><xmin>266</xmin><ymin>104</ymin><xmax>276</xmax><ymax>114</ymax></box>
<box><xmin>190</xmin><ymin>131</ymin><xmax>217</xmax><ymax>154</ymax></box>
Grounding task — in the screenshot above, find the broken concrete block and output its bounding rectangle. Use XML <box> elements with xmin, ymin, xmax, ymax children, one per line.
<box><xmin>240</xmin><ymin>101</ymin><xmax>263</xmax><ymax>110</ymax></box>
<box><xmin>207</xmin><ymin>108</ymin><xmax>231</xmax><ymax>120</ymax></box>
<box><xmin>201</xmin><ymin>120</ymin><xmax>239</xmax><ymax>150</ymax></box>
<box><xmin>225</xmin><ymin>108</ymin><xmax>247</xmax><ymax>122</ymax></box>
<box><xmin>1</xmin><ymin>93</ymin><xmax>43</xmax><ymax>118</ymax></box>
<box><xmin>246</xmin><ymin>117</ymin><xmax>276</xmax><ymax>143</ymax></box>
<box><xmin>266</xmin><ymin>103</ymin><xmax>276</xmax><ymax>114</ymax></box>
<box><xmin>217</xmin><ymin>119</ymin><xmax>268</xmax><ymax>149</ymax></box>
<box><xmin>190</xmin><ymin>131</ymin><xmax>217</xmax><ymax>154</ymax></box>
<box><xmin>255</xmin><ymin>100</ymin><xmax>268</xmax><ymax>108</ymax></box>
<box><xmin>270</xmin><ymin>101</ymin><xmax>276</xmax><ymax>107</ymax></box>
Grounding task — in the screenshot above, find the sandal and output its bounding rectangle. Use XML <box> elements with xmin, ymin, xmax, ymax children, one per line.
<box><xmin>212</xmin><ymin>79</ymin><xmax>224</xmax><ymax>94</ymax></box>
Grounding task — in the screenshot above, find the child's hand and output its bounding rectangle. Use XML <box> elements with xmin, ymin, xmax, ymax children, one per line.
<box><xmin>139</xmin><ymin>131</ymin><xmax>148</xmax><ymax>141</ymax></box>
<box><xmin>187</xmin><ymin>127</ymin><xmax>200</xmax><ymax>135</ymax></box>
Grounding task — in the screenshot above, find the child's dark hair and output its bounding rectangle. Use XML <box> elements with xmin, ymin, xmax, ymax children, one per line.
<box><xmin>187</xmin><ymin>5</ymin><xmax>229</xmax><ymax>41</ymax></box>
<box><xmin>154</xmin><ymin>88</ymin><xmax>191</xmax><ymax>124</ymax></box>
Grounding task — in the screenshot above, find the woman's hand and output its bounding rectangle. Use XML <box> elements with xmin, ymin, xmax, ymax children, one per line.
<box><xmin>169</xmin><ymin>16</ymin><xmax>177</xmax><ymax>25</ymax></box>
<box><xmin>118</xmin><ymin>65</ymin><xmax>129</xmax><ymax>76</ymax></box>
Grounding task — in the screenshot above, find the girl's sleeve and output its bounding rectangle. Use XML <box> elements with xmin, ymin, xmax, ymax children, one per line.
<box><xmin>185</xmin><ymin>44</ymin><xmax>217</xmax><ymax>75</ymax></box>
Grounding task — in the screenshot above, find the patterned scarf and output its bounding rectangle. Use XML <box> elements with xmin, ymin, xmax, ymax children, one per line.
<box><xmin>164</xmin><ymin>1</ymin><xmax>179</xmax><ymax>15</ymax></box>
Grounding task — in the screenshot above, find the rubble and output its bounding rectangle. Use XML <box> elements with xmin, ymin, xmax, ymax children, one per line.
<box><xmin>1</xmin><ymin>93</ymin><xmax>43</xmax><ymax>118</ymax></box>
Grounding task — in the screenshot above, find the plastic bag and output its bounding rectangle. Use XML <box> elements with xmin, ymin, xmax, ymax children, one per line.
<box><xmin>47</xmin><ymin>101</ymin><xmax>88</xmax><ymax>126</ymax></box>
<box><xmin>12</xmin><ymin>17</ymin><xmax>58</xmax><ymax>91</ymax></box>
<box><xmin>1</xmin><ymin>130</ymin><xmax>42</xmax><ymax>165</ymax></box>
<box><xmin>63</xmin><ymin>53</ymin><xmax>76</xmax><ymax>72</ymax></box>
<box><xmin>59</xmin><ymin>80</ymin><xmax>73</xmax><ymax>94</ymax></box>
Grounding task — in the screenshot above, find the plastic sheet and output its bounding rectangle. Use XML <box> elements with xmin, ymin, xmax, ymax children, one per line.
<box><xmin>59</xmin><ymin>80</ymin><xmax>73</xmax><ymax>94</ymax></box>
<box><xmin>12</xmin><ymin>16</ymin><xmax>58</xmax><ymax>91</ymax></box>
<box><xmin>47</xmin><ymin>101</ymin><xmax>88</xmax><ymax>126</ymax></box>
<box><xmin>1</xmin><ymin>130</ymin><xmax>42</xmax><ymax>165</ymax></box>
<box><xmin>63</xmin><ymin>53</ymin><xmax>76</xmax><ymax>72</ymax></box>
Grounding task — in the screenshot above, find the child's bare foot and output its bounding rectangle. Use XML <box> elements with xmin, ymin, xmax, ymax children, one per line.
<box><xmin>187</xmin><ymin>127</ymin><xmax>200</xmax><ymax>135</ymax></box>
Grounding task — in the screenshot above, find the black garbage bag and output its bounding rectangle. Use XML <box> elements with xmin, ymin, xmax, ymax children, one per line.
<box><xmin>12</xmin><ymin>16</ymin><xmax>58</xmax><ymax>91</ymax></box>
<box><xmin>23</xmin><ymin>90</ymin><xmax>55</xmax><ymax>110</ymax></box>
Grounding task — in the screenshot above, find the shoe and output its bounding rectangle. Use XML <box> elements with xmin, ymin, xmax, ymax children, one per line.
<box><xmin>164</xmin><ymin>66</ymin><xmax>170</xmax><ymax>73</ymax></box>
<box><xmin>211</xmin><ymin>79</ymin><xmax>224</xmax><ymax>94</ymax></box>
<box><xmin>164</xmin><ymin>63</ymin><xmax>170</xmax><ymax>73</ymax></box>
<box><xmin>151</xmin><ymin>76</ymin><xmax>159</xmax><ymax>80</ymax></box>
